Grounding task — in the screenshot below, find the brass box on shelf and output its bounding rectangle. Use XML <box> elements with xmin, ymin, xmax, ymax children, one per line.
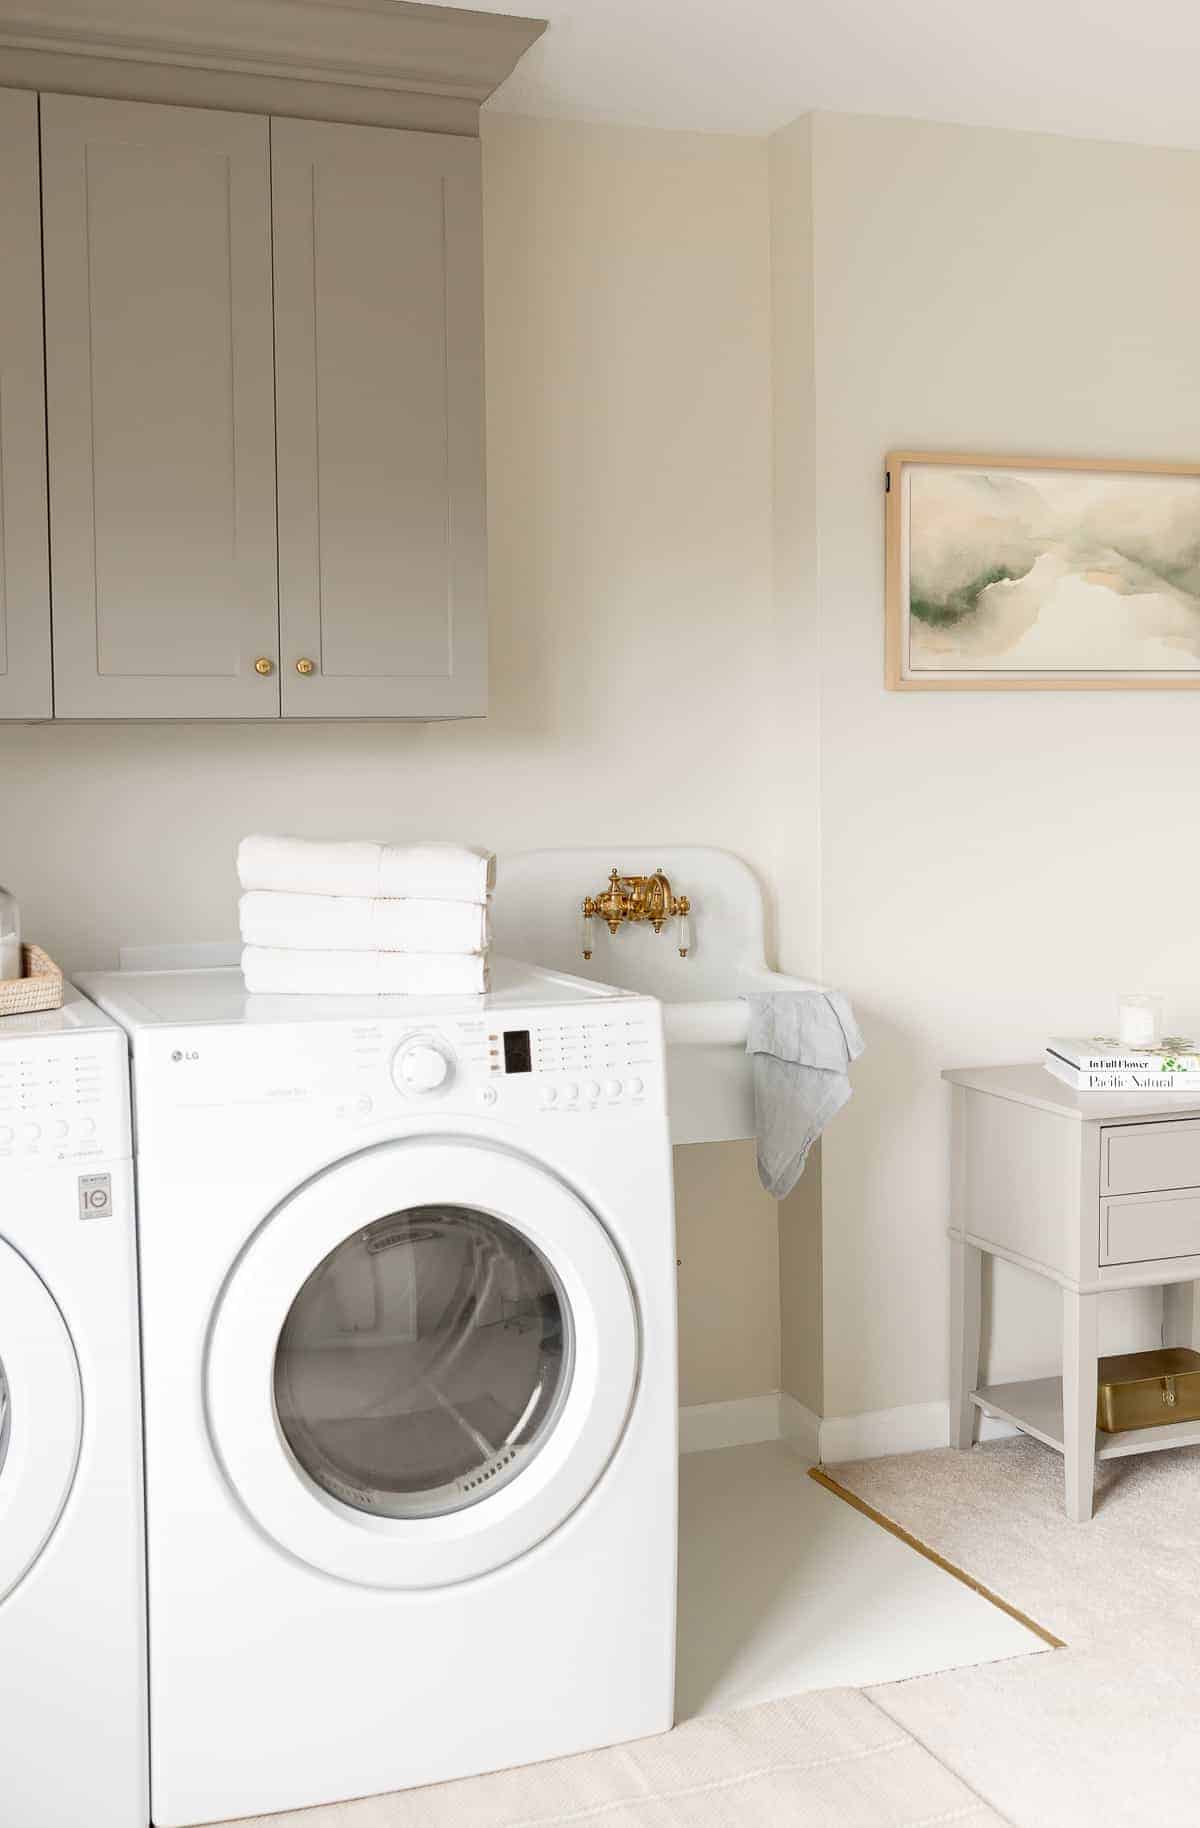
<box><xmin>1096</xmin><ymin>1348</ymin><xmax>1200</xmax><ymax>1434</ymax></box>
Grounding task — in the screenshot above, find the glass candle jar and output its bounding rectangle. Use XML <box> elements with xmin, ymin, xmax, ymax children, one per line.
<box><xmin>0</xmin><ymin>886</ymin><xmax>20</xmax><ymax>983</ymax></box>
<box><xmin>1118</xmin><ymin>993</ymin><xmax>1163</xmax><ymax>1051</ymax></box>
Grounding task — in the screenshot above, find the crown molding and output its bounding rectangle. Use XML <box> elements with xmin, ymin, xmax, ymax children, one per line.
<box><xmin>0</xmin><ymin>0</ymin><xmax>546</xmax><ymax>120</ymax></box>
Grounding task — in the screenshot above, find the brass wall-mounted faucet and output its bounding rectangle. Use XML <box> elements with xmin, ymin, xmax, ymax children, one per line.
<box><xmin>581</xmin><ymin>868</ymin><xmax>691</xmax><ymax>960</ymax></box>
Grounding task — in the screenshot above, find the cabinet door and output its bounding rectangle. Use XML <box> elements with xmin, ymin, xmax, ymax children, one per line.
<box><xmin>0</xmin><ymin>89</ymin><xmax>51</xmax><ymax>720</ymax></box>
<box><xmin>272</xmin><ymin>117</ymin><xmax>486</xmax><ymax>720</ymax></box>
<box><xmin>41</xmin><ymin>94</ymin><xmax>279</xmax><ymax>719</ymax></box>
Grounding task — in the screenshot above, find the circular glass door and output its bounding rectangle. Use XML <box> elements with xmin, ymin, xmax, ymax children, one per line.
<box><xmin>0</xmin><ymin>1355</ymin><xmax>10</xmax><ymax>1482</ymax></box>
<box><xmin>207</xmin><ymin>1140</ymin><xmax>639</xmax><ymax>1589</ymax></box>
<box><xmin>274</xmin><ymin>1205</ymin><xmax>574</xmax><ymax>1520</ymax></box>
<box><xmin>0</xmin><ymin>1240</ymin><xmax>82</xmax><ymax>1607</ymax></box>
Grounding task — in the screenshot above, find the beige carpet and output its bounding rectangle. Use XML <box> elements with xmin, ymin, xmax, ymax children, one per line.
<box><xmin>224</xmin><ymin>1689</ymin><xmax>1005</xmax><ymax>1827</ymax></box>
<box><xmin>830</xmin><ymin>1435</ymin><xmax>1200</xmax><ymax>1828</ymax></box>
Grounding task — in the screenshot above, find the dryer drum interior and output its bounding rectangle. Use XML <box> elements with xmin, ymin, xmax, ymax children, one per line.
<box><xmin>274</xmin><ymin>1205</ymin><xmax>576</xmax><ymax>1521</ymax></box>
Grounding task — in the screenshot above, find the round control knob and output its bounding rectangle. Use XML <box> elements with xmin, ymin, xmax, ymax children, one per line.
<box><xmin>585</xmin><ymin>1081</ymin><xmax>601</xmax><ymax>1101</ymax></box>
<box><xmin>605</xmin><ymin>1079</ymin><xmax>623</xmax><ymax>1099</ymax></box>
<box><xmin>78</xmin><ymin>1116</ymin><xmax>97</xmax><ymax>1137</ymax></box>
<box><xmin>392</xmin><ymin>1041</ymin><xmax>452</xmax><ymax>1095</ymax></box>
<box><xmin>628</xmin><ymin>1076</ymin><xmax>645</xmax><ymax>1097</ymax></box>
<box><xmin>479</xmin><ymin>1085</ymin><xmax>498</xmax><ymax>1107</ymax></box>
<box><xmin>23</xmin><ymin>1121</ymin><xmax>41</xmax><ymax>1142</ymax></box>
<box><xmin>563</xmin><ymin>1082</ymin><xmax>579</xmax><ymax>1102</ymax></box>
<box><xmin>539</xmin><ymin>1086</ymin><xmax>558</xmax><ymax>1108</ymax></box>
<box><xmin>53</xmin><ymin>1119</ymin><xmax>70</xmax><ymax>1140</ymax></box>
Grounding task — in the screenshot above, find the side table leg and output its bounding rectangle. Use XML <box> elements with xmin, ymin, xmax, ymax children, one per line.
<box><xmin>1062</xmin><ymin>1289</ymin><xmax>1099</xmax><ymax>1522</ymax></box>
<box><xmin>949</xmin><ymin>1236</ymin><xmax>983</xmax><ymax>1449</ymax></box>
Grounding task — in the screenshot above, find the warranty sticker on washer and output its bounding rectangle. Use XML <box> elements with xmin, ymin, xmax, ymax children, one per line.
<box><xmin>78</xmin><ymin>1173</ymin><xmax>113</xmax><ymax>1220</ymax></box>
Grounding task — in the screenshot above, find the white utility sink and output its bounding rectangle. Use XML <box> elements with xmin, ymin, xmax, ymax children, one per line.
<box><xmin>494</xmin><ymin>847</ymin><xmax>820</xmax><ymax>1145</ymax></box>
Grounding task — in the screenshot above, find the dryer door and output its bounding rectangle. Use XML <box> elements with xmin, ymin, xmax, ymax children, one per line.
<box><xmin>0</xmin><ymin>1238</ymin><xmax>82</xmax><ymax>1605</ymax></box>
<box><xmin>206</xmin><ymin>1139</ymin><xmax>639</xmax><ymax>1588</ymax></box>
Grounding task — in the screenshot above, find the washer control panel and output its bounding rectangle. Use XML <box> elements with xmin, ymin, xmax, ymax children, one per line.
<box><xmin>0</xmin><ymin>1031</ymin><xmax>128</xmax><ymax>1165</ymax></box>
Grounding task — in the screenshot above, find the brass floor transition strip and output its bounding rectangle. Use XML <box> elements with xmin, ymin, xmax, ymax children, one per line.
<box><xmin>808</xmin><ymin>1466</ymin><xmax>1066</xmax><ymax>1651</ymax></box>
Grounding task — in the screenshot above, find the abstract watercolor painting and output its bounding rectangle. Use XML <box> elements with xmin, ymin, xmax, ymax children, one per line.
<box><xmin>885</xmin><ymin>453</ymin><xmax>1200</xmax><ymax>689</ymax></box>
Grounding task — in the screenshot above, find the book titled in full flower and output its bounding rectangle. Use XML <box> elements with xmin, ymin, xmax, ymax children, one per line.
<box><xmin>1046</xmin><ymin>1035</ymin><xmax>1200</xmax><ymax>1092</ymax></box>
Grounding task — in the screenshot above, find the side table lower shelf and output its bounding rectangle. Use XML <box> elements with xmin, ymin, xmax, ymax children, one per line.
<box><xmin>973</xmin><ymin>1379</ymin><xmax>1200</xmax><ymax>1462</ymax></box>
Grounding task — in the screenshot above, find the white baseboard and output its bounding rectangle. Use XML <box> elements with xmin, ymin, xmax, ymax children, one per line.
<box><xmin>678</xmin><ymin>1392</ymin><xmax>784</xmax><ymax>1455</ymax></box>
<box><xmin>679</xmin><ymin>1393</ymin><xmax>1019</xmax><ymax>1462</ymax></box>
<box><xmin>978</xmin><ymin>1414</ymin><xmax>1021</xmax><ymax>1444</ymax></box>
<box><xmin>779</xmin><ymin>1392</ymin><xmax>821</xmax><ymax>1462</ymax></box>
<box><xmin>819</xmin><ymin>1399</ymin><xmax>1019</xmax><ymax>1464</ymax></box>
<box><xmin>819</xmin><ymin>1400</ymin><xmax>949</xmax><ymax>1464</ymax></box>
<box><xmin>679</xmin><ymin>1390</ymin><xmax>821</xmax><ymax>1459</ymax></box>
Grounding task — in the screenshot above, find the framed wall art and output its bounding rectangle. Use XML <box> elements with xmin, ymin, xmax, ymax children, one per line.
<box><xmin>885</xmin><ymin>451</ymin><xmax>1200</xmax><ymax>690</ymax></box>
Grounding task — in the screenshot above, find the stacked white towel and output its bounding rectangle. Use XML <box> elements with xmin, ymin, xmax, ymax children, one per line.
<box><xmin>237</xmin><ymin>835</ymin><xmax>494</xmax><ymax>998</ymax></box>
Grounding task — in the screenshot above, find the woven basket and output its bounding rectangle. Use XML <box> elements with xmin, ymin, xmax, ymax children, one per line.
<box><xmin>0</xmin><ymin>944</ymin><xmax>65</xmax><ymax>1017</ymax></box>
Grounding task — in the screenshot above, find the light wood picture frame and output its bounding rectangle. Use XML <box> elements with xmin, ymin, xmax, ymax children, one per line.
<box><xmin>885</xmin><ymin>450</ymin><xmax>1200</xmax><ymax>690</ymax></box>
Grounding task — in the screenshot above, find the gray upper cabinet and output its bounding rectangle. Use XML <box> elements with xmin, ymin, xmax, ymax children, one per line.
<box><xmin>272</xmin><ymin>117</ymin><xmax>487</xmax><ymax>720</ymax></box>
<box><xmin>41</xmin><ymin>94</ymin><xmax>280</xmax><ymax>719</ymax></box>
<box><xmin>0</xmin><ymin>87</ymin><xmax>51</xmax><ymax>720</ymax></box>
<box><xmin>3</xmin><ymin>90</ymin><xmax>487</xmax><ymax>722</ymax></box>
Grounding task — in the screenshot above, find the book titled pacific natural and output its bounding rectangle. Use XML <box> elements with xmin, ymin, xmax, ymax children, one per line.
<box><xmin>1046</xmin><ymin>1037</ymin><xmax>1200</xmax><ymax>1092</ymax></box>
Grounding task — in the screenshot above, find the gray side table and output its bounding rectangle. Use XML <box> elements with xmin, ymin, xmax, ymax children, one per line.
<box><xmin>946</xmin><ymin>1064</ymin><xmax>1200</xmax><ymax>1521</ymax></box>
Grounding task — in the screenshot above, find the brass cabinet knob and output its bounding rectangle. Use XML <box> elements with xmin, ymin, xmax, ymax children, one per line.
<box><xmin>295</xmin><ymin>658</ymin><xmax>316</xmax><ymax>676</ymax></box>
<box><xmin>254</xmin><ymin>657</ymin><xmax>274</xmax><ymax>676</ymax></box>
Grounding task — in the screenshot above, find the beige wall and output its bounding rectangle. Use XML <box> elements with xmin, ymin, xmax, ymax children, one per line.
<box><xmin>24</xmin><ymin>102</ymin><xmax>1176</xmax><ymax>1429</ymax></box>
<box><xmin>768</xmin><ymin>114</ymin><xmax>824</xmax><ymax>1416</ymax></box>
<box><xmin>793</xmin><ymin>112</ymin><xmax>1200</xmax><ymax>1418</ymax></box>
<box><xmin>0</xmin><ymin>112</ymin><xmax>786</xmax><ymax>1408</ymax></box>
<box><xmin>674</xmin><ymin>1141</ymin><xmax>780</xmax><ymax>1407</ymax></box>
<box><xmin>767</xmin><ymin>111</ymin><xmax>821</xmax><ymax>979</ymax></box>
<box><xmin>2</xmin><ymin>115</ymin><xmax>780</xmax><ymax>975</ymax></box>
<box><xmin>778</xmin><ymin>1143</ymin><xmax>822</xmax><ymax>1413</ymax></box>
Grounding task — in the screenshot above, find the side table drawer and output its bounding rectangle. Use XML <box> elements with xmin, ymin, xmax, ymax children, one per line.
<box><xmin>1102</xmin><ymin>1120</ymin><xmax>1200</xmax><ymax>1195</ymax></box>
<box><xmin>1102</xmin><ymin>1188</ymin><xmax>1200</xmax><ymax>1265</ymax></box>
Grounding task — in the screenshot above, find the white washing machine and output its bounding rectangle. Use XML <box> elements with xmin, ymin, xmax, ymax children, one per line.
<box><xmin>81</xmin><ymin>957</ymin><xmax>678</xmax><ymax>1826</ymax></box>
<box><xmin>0</xmin><ymin>988</ymin><xmax>147</xmax><ymax>1828</ymax></box>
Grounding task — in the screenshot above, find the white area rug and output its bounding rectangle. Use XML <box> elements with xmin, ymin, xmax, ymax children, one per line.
<box><xmin>225</xmin><ymin>1689</ymin><xmax>1004</xmax><ymax>1827</ymax></box>
<box><xmin>831</xmin><ymin>1436</ymin><xmax>1200</xmax><ymax>1828</ymax></box>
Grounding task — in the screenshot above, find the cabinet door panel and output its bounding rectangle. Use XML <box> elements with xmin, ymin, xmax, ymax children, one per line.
<box><xmin>41</xmin><ymin>94</ymin><xmax>279</xmax><ymax>718</ymax></box>
<box><xmin>273</xmin><ymin>117</ymin><xmax>486</xmax><ymax>719</ymax></box>
<box><xmin>0</xmin><ymin>88</ymin><xmax>51</xmax><ymax>720</ymax></box>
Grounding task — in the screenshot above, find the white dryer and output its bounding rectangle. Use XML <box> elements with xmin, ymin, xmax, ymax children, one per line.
<box><xmin>0</xmin><ymin>988</ymin><xmax>147</xmax><ymax>1828</ymax></box>
<box><xmin>82</xmin><ymin>958</ymin><xmax>677</xmax><ymax>1827</ymax></box>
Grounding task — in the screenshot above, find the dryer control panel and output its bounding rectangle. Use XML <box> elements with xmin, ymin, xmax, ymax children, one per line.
<box><xmin>135</xmin><ymin>996</ymin><xmax>667</xmax><ymax>1146</ymax></box>
<box><xmin>375</xmin><ymin>1005</ymin><xmax>662</xmax><ymax>1114</ymax></box>
<box><xmin>435</xmin><ymin>1005</ymin><xmax>660</xmax><ymax>1107</ymax></box>
<box><xmin>0</xmin><ymin>1031</ymin><xmax>130</xmax><ymax>1166</ymax></box>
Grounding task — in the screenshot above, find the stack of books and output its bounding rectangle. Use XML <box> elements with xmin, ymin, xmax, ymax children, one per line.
<box><xmin>1045</xmin><ymin>1037</ymin><xmax>1200</xmax><ymax>1092</ymax></box>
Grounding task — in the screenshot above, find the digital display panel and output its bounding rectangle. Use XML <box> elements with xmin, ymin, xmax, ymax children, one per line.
<box><xmin>503</xmin><ymin>1030</ymin><xmax>533</xmax><ymax>1075</ymax></box>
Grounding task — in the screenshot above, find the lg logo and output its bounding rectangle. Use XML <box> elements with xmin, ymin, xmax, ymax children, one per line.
<box><xmin>170</xmin><ymin>1049</ymin><xmax>200</xmax><ymax>1063</ymax></box>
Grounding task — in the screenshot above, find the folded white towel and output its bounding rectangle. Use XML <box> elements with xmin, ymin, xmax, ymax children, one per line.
<box><xmin>239</xmin><ymin>891</ymin><xmax>489</xmax><ymax>956</ymax></box>
<box><xmin>241</xmin><ymin>946</ymin><xmax>489</xmax><ymax>997</ymax></box>
<box><xmin>238</xmin><ymin>835</ymin><xmax>496</xmax><ymax>905</ymax></box>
